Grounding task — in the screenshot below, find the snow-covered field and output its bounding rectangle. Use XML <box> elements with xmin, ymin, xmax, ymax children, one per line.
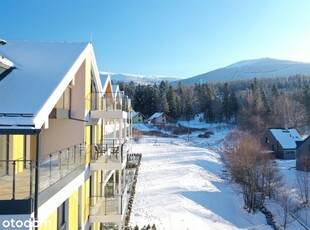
<box><xmin>129</xmin><ymin>125</ymin><xmax>271</xmax><ymax>230</ymax></box>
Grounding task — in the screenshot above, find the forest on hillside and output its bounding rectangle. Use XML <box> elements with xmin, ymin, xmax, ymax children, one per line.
<box><xmin>118</xmin><ymin>75</ymin><xmax>310</xmax><ymax>135</ymax></box>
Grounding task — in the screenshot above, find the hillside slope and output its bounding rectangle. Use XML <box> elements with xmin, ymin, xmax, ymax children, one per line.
<box><xmin>172</xmin><ymin>58</ymin><xmax>310</xmax><ymax>85</ymax></box>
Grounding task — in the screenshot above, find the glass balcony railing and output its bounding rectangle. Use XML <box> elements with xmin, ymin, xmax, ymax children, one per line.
<box><xmin>39</xmin><ymin>143</ymin><xmax>86</xmax><ymax>191</ymax></box>
<box><xmin>0</xmin><ymin>160</ymin><xmax>34</xmax><ymax>200</ymax></box>
<box><xmin>91</xmin><ymin>140</ymin><xmax>128</xmax><ymax>164</ymax></box>
<box><xmin>0</xmin><ymin>143</ymin><xmax>86</xmax><ymax>200</ymax></box>
<box><xmin>86</xmin><ymin>92</ymin><xmax>131</xmax><ymax>112</ymax></box>
<box><xmin>90</xmin><ymin>193</ymin><xmax>127</xmax><ymax>216</ymax></box>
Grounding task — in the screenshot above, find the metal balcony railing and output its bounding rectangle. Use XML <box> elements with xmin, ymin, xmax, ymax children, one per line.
<box><xmin>0</xmin><ymin>143</ymin><xmax>86</xmax><ymax>200</ymax></box>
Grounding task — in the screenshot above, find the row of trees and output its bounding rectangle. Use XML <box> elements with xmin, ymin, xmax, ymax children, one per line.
<box><xmin>119</xmin><ymin>75</ymin><xmax>310</xmax><ymax>135</ymax></box>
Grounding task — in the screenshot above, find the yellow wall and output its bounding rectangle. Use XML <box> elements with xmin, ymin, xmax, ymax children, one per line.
<box><xmin>39</xmin><ymin>209</ymin><xmax>57</xmax><ymax>230</ymax></box>
<box><xmin>81</xmin><ymin>179</ymin><xmax>90</xmax><ymax>224</ymax></box>
<box><xmin>68</xmin><ymin>189</ymin><xmax>79</xmax><ymax>230</ymax></box>
<box><xmin>12</xmin><ymin>135</ymin><xmax>24</xmax><ymax>173</ymax></box>
<box><xmin>84</xmin><ymin>126</ymin><xmax>91</xmax><ymax>163</ymax></box>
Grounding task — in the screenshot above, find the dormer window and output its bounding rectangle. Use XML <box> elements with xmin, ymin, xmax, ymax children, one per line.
<box><xmin>0</xmin><ymin>55</ymin><xmax>15</xmax><ymax>81</ymax></box>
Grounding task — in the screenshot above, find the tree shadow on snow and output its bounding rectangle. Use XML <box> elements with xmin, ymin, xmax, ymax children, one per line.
<box><xmin>178</xmin><ymin>181</ymin><xmax>263</xmax><ymax>229</ymax></box>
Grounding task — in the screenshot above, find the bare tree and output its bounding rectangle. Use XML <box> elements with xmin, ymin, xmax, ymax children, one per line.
<box><xmin>275</xmin><ymin>188</ymin><xmax>295</xmax><ymax>229</ymax></box>
<box><xmin>296</xmin><ymin>155</ymin><xmax>310</xmax><ymax>204</ymax></box>
<box><xmin>223</xmin><ymin>130</ymin><xmax>281</xmax><ymax>212</ymax></box>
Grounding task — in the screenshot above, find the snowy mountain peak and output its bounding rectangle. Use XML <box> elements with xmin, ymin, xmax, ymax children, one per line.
<box><xmin>100</xmin><ymin>72</ymin><xmax>181</xmax><ymax>85</ymax></box>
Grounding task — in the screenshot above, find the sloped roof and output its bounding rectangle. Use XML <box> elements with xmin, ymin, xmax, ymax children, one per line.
<box><xmin>270</xmin><ymin>128</ymin><xmax>303</xmax><ymax>149</ymax></box>
<box><xmin>131</xmin><ymin>111</ymin><xmax>138</xmax><ymax>117</ymax></box>
<box><xmin>148</xmin><ymin>112</ymin><xmax>164</xmax><ymax>120</ymax></box>
<box><xmin>100</xmin><ymin>74</ymin><xmax>112</xmax><ymax>93</ymax></box>
<box><xmin>131</xmin><ymin>111</ymin><xmax>146</xmax><ymax>118</ymax></box>
<box><xmin>0</xmin><ymin>40</ymin><xmax>98</xmax><ymax>131</ymax></box>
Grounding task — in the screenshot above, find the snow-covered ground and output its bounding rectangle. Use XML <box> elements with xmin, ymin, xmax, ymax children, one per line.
<box><xmin>130</xmin><ymin>123</ymin><xmax>271</xmax><ymax>229</ymax></box>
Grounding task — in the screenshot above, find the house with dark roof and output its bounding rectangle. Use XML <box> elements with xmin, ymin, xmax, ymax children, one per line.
<box><xmin>261</xmin><ymin>128</ymin><xmax>303</xmax><ymax>159</ymax></box>
<box><xmin>296</xmin><ymin>135</ymin><xmax>310</xmax><ymax>172</ymax></box>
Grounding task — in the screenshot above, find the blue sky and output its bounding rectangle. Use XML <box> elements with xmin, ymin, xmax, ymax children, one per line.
<box><xmin>1</xmin><ymin>0</ymin><xmax>310</xmax><ymax>78</ymax></box>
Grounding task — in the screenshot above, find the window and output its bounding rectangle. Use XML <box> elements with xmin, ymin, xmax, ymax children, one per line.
<box><xmin>265</xmin><ymin>137</ymin><xmax>269</xmax><ymax>143</ymax></box>
<box><xmin>57</xmin><ymin>200</ymin><xmax>67</xmax><ymax>230</ymax></box>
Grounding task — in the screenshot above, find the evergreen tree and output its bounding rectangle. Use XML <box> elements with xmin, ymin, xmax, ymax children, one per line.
<box><xmin>228</xmin><ymin>88</ymin><xmax>239</xmax><ymax>120</ymax></box>
<box><xmin>204</xmin><ymin>83</ymin><xmax>215</xmax><ymax>122</ymax></box>
<box><xmin>260</xmin><ymin>89</ymin><xmax>271</xmax><ymax>114</ymax></box>
<box><xmin>184</xmin><ymin>92</ymin><xmax>194</xmax><ymax>121</ymax></box>
<box><xmin>303</xmin><ymin>84</ymin><xmax>310</xmax><ymax>122</ymax></box>
<box><xmin>160</xmin><ymin>92</ymin><xmax>170</xmax><ymax>114</ymax></box>
<box><xmin>271</xmin><ymin>84</ymin><xmax>279</xmax><ymax>99</ymax></box>
<box><xmin>159</xmin><ymin>80</ymin><xmax>169</xmax><ymax>94</ymax></box>
<box><xmin>127</xmin><ymin>81</ymin><xmax>136</xmax><ymax>99</ymax></box>
<box><xmin>167</xmin><ymin>86</ymin><xmax>179</xmax><ymax>120</ymax></box>
<box><xmin>222</xmin><ymin>83</ymin><xmax>230</xmax><ymax>121</ymax></box>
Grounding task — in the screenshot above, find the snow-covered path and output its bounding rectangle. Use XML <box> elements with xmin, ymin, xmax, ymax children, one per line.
<box><xmin>130</xmin><ymin>133</ymin><xmax>271</xmax><ymax>230</ymax></box>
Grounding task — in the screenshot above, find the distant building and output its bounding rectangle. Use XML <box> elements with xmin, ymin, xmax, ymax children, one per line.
<box><xmin>148</xmin><ymin>112</ymin><xmax>167</xmax><ymax>124</ymax></box>
<box><xmin>296</xmin><ymin>135</ymin><xmax>310</xmax><ymax>172</ymax></box>
<box><xmin>131</xmin><ymin>111</ymin><xmax>146</xmax><ymax>123</ymax></box>
<box><xmin>261</xmin><ymin>128</ymin><xmax>303</xmax><ymax>159</ymax></box>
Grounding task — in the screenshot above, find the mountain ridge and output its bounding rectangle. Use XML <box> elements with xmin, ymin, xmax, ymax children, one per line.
<box><xmin>172</xmin><ymin>57</ymin><xmax>310</xmax><ymax>85</ymax></box>
<box><xmin>100</xmin><ymin>72</ymin><xmax>181</xmax><ymax>85</ymax></box>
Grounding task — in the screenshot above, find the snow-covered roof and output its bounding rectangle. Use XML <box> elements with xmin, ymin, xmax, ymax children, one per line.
<box><xmin>0</xmin><ymin>40</ymin><xmax>100</xmax><ymax>131</ymax></box>
<box><xmin>131</xmin><ymin>111</ymin><xmax>138</xmax><ymax>117</ymax></box>
<box><xmin>270</xmin><ymin>128</ymin><xmax>303</xmax><ymax>149</ymax></box>
<box><xmin>148</xmin><ymin>112</ymin><xmax>164</xmax><ymax>120</ymax></box>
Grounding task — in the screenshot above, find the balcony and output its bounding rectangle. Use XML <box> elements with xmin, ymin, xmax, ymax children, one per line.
<box><xmin>89</xmin><ymin>193</ymin><xmax>127</xmax><ymax>223</ymax></box>
<box><xmin>90</xmin><ymin>139</ymin><xmax>129</xmax><ymax>170</ymax></box>
<box><xmin>0</xmin><ymin>143</ymin><xmax>85</xmax><ymax>201</ymax></box>
<box><xmin>0</xmin><ymin>160</ymin><xmax>34</xmax><ymax>200</ymax></box>
<box><xmin>87</xmin><ymin>92</ymin><xmax>131</xmax><ymax>119</ymax></box>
